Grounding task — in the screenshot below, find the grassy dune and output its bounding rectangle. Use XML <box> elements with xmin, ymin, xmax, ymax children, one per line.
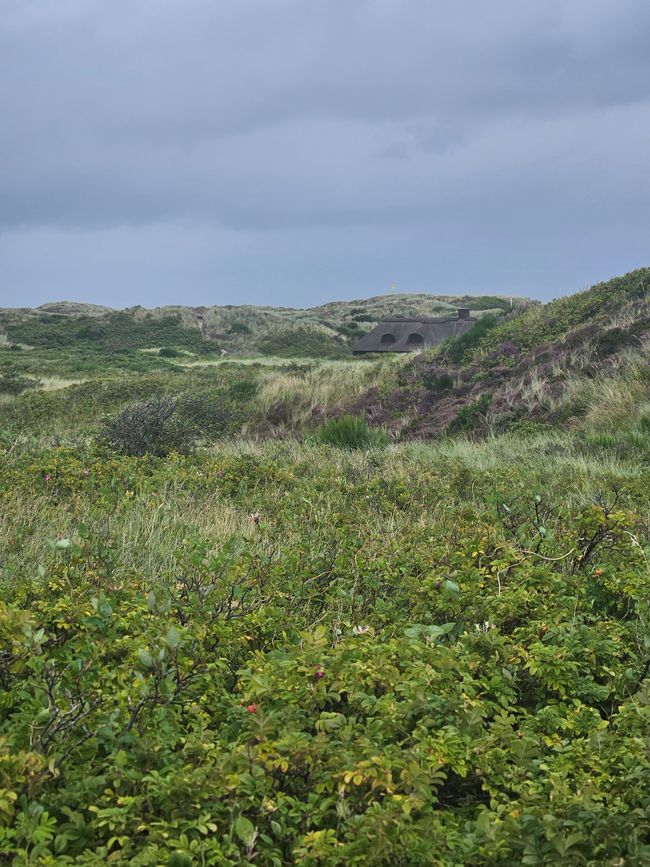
<box><xmin>1</xmin><ymin>273</ymin><xmax>650</xmax><ymax>864</ymax></box>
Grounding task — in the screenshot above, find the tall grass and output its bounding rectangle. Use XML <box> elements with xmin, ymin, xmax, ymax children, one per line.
<box><xmin>249</xmin><ymin>356</ymin><xmax>403</xmax><ymax>432</ymax></box>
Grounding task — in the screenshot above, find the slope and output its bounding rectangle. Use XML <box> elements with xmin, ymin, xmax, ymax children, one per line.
<box><xmin>350</xmin><ymin>267</ymin><xmax>650</xmax><ymax>438</ymax></box>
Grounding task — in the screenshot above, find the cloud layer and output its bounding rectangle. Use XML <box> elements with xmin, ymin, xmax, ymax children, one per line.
<box><xmin>2</xmin><ymin>0</ymin><xmax>649</xmax><ymax>306</ymax></box>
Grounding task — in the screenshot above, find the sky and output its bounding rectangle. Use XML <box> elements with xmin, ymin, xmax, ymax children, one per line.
<box><xmin>1</xmin><ymin>0</ymin><xmax>649</xmax><ymax>309</ymax></box>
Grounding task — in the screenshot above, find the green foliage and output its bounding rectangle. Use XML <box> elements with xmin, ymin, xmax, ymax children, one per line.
<box><xmin>480</xmin><ymin>267</ymin><xmax>650</xmax><ymax>355</ymax></box>
<box><xmin>447</xmin><ymin>394</ymin><xmax>492</xmax><ymax>433</ymax></box>
<box><xmin>422</xmin><ymin>370</ymin><xmax>454</xmax><ymax>393</ymax></box>
<box><xmin>158</xmin><ymin>347</ymin><xmax>180</xmax><ymax>358</ymax></box>
<box><xmin>3</xmin><ymin>271</ymin><xmax>650</xmax><ymax>862</ymax></box>
<box><xmin>442</xmin><ymin>314</ymin><xmax>500</xmax><ymax>363</ymax></box>
<box><xmin>228</xmin><ymin>320</ymin><xmax>252</xmax><ymax>335</ymax></box>
<box><xmin>2</xmin><ymin>311</ymin><xmax>208</xmax><ymax>356</ymax></box>
<box><xmin>256</xmin><ymin>327</ymin><xmax>348</xmax><ymax>359</ymax></box>
<box><xmin>1</xmin><ymin>439</ymin><xmax>650</xmax><ymax>863</ymax></box>
<box><xmin>0</xmin><ymin>371</ymin><xmax>41</xmax><ymax>395</ymax></box>
<box><xmin>101</xmin><ymin>394</ymin><xmax>234</xmax><ymax>456</ymax></box>
<box><xmin>314</xmin><ymin>414</ymin><xmax>389</xmax><ymax>448</ymax></box>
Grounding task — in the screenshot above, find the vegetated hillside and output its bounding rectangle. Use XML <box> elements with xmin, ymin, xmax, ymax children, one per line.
<box><xmin>3</xmin><ymin>277</ymin><xmax>650</xmax><ymax>863</ymax></box>
<box><xmin>351</xmin><ymin>267</ymin><xmax>650</xmax><ymax>439</ymax></box>
<box><xmin>0</xmin><ymin>292</ymin><xmax>531</xmax><ymax>365</ymax></box>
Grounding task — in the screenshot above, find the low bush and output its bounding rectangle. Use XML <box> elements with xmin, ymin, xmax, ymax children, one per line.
<box><xmin>229</xmin><ymin>320</ymin><xmax>252</xmax><ymax>335</ymax></box>
<box><xmin>101</xmin><ymin>396</ymin><xmax>193</xmax><ymax>456</ymax></box>
<box><xmin>257</xmin><ymin>327</ymin><xmax>348</xmax><ymax>359</ymax></box>
<box><xmin>442</xmin><ymin>314</ymin><xmax>500</xmax><ymax>364</ymax></box>
<box><xmin>447</xmin><ymin>393</ymin><xmax>492</xmax><ymax>434</ymax></box>
<box><xmin>314</xmin><ymin>414</ymin><xmax>389</xmax><ymax>448</ymax></box>
<box><xmin>0</xmin><ymin>371</ymin><xmax>41</xmax><ymax>395</ymax></box>
<box><xmin>422</xmin><ymin>368</ymin><xmax>454</xmax><ymax>393</ymax></box>
<box><xmin>158</xmin><ymin>346</ymin><xmax>180</xmax><ymax>358</ymax></box>
<box><xmin>101</xmin><ymin>394</ymin><xmax>235</xmax><ymax>456</ymax></box>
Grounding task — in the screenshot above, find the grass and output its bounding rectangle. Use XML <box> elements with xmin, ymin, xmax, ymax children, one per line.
<box><xmin>2</xmin><ymin>272</ymin><xmax>650</xmax><ymax>863</ymax></box>
<box><xmin>249</xmin><ymin>357</ymin><xmax>401</xmax><ymax>433</ymax></box>
<box><xmin>314</xmin><ymin>414</ymin><xmax>389</xmax><ymax>448</ymax></box>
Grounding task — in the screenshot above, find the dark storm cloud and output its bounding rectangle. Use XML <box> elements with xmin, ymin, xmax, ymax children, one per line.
<box><xmin>1</xmin><ymin>0</ymin><xmax>649</xmax><ymax>306</ymax></box>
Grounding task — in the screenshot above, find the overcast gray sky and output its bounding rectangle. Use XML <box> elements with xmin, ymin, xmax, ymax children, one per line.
<box><xmin>1</xmin><ymin>0</ymin><xmax>649</xmax><ymax>308</ymax></box>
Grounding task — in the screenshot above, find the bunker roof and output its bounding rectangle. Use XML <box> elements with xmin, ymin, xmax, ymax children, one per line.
<box><xmin>351</xmin><ymin>308</ymin><xmax>475</xmax><ymax>354</ymax></box>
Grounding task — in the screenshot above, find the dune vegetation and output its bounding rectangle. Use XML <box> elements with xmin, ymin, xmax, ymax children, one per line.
<box><xmin>1</xmin><ymin>272</ymin><xmax>650</xmax><ymax>864</ymax></box>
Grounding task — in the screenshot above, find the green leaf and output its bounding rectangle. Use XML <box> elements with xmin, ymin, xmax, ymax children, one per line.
<box><xmin>55</xmin><ymin>538</ymin><xmax>71</xmax><ymax>549</ymax></box>
<box><xmin>165</xmin><ymin>625</ymin><xmax>182</xmax><ymax>649</ymax></box>
<box><xmin>404</xmin><ymin>622</ymin><xmax>456</xmax><ymax>643</ymax></box>
<box><xmin>235</xmin><ymin>816</ymin><xmax>256</xmax><ymax>847</ymax></box>
<box><xmin>443</xmin><ymin>579</ymin><xmax>460</xmax><ymax>597</ymax></box>
<box><xmin>91</xmin><ymin>594</ymin><xmax>113</xmax><ymax>620</ymax></box>
<box><xmin>137</xmin><ymin>649</ymin><xmax>154</xmax><ymax>669</ymax></box>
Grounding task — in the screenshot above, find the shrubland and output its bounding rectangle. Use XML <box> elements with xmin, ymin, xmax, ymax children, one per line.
<box><xmin>352</xmin><ymin>267</ymin><xmax>650</xmax><ymax>439</ymax></box>
<box><xmin>0</xmin><ymin>292</ymin><xmax>525</xmax><ymax>365</ymax></box>
<box><xmin>1</xmin><ymin>432</ymin><xmax>650</xmax><ymax>864</ymax></box>
<box><xmin>0</xmin><ymin>271</ymin><xmax>649</xmax><ymax>864</ymax></box>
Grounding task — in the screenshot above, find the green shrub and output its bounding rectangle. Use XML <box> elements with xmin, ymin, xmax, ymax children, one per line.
<box><xmin>101</xmin><ymin>396</ymin><xmax>194</xmax><ymax>456</ymax></box>
<box><xmin>257</xmin><ymin>328</ymin><xmax>348</xmax><ymax>359</ymax></box>
<box><xmin>447</xmin><ymin>393</ymin><xmax>492</xmax><ymax>433</ymax></box>
<box><xmin>422</xmin><ymin>370</ymin><xmax>454</xmax><ymax>393</ymax></box>
<box><xmin>158</xmin><ymin>347</ymin><xmax>180</xmax><ymax>358</ymax></box>
<box><xmin>101</xmin><ymin>393</ymin><xmax>234</xmax><ymax>456</ymax></box>
<box><xmin>229</xmin><ymin>320</ymin><xmax>252</xmax><ymax>335</ymax></box>
<box><xmin>0</xmin><ymin>371</ymin><xmax>41</xmax><ymax>395</ymax></box>
<box><xmin>442</xmin><ymin>314</ymin><xmax>499</xmax><ymax>364</ymax></box>
<box><xmin>479</xmin><ymin>267</ymin><xmax>650</xmax><ymax>355</ymax></box>
<box><xmin>314</xmin><ymin>414</ymin><xmax>389</xmax><ymax>448</ymax></box>
<box><xmin>226</xmin><ymin>378</ymin><xmax>259</xmax><ymax>401</ymax></box>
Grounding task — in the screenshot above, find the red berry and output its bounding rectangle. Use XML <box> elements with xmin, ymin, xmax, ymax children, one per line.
<box><xmin>314</xmin><ymin>667</ymin><xmax>325</xmax><ymax>680</ymax></box>
<box><xmin>246</xmin><ymin>703</ymin><xmax>257</xmax><ymax>713</ymax></box>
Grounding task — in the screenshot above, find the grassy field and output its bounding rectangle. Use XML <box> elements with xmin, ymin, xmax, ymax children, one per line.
<box><xmin>1</xmin><ymin>276</ymin><xmax>650</xmax><ymax>864</ymax></box>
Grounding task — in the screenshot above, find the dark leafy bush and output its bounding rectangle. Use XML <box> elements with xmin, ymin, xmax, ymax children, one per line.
<box><xmin>228</xmin><ymin>320</ymin><xmax>252</xmax><ymax>335</ymax></box>
<box><xmin>422</xmin><ymin>368</ymin><xmax>454</xmax><ymax>393</ymax></box>
<box><xmin>447</xmin><ymin>393</ymin><xmax>492</xmax><ymax>433</ymax></box>
<box><xmin>595</xmin><ymin>326</ymin><xmax>629</xmax><ymax>357</ymax></box>
<box><xmin>314</xmin><ymin>414</ymin><xmax>389</xmax><ymax>448</ymax></box>
<box><xmin>158</xmin><ymin>347</ymin><xmax>180</xmax><ymax>358</ymax></box>
<box><xmin>442</xmin><ymin>314</ymin><xmax>500</xmax><ymax>364</ymax></box>
<box><xmin>0</xmin><ymin>371</ymin><xmax>41</xmax><ymax>395</ymax></box>
<box><xmin>226</xmin><ymin>378</ymin><xmax>259</xmax><ymax>401</ymax></box>
<box><xmin>102</xmin><ymin>397</ymin><xmax>193</xmax><ymax>456</ymax></box>
<box><xmin>257</xmin><ymin>327</ymin><xmax>348</xmax><ymax>359</ymax></box>
<box><xmin>178</xmin><ymin>395</ymin><xmax>235</xmax><ymax>439</ymax></box>
<box><xmin>101</xmin><ymin>394</ymin><xmax>234</xmax><ymax>456</ymax></box>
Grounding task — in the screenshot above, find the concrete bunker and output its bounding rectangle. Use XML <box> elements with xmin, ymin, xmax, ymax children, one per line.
<box><xmin>351</xmin><ymin>308</ymin><xmax>477</xmax><ymax>355</ymax></box>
